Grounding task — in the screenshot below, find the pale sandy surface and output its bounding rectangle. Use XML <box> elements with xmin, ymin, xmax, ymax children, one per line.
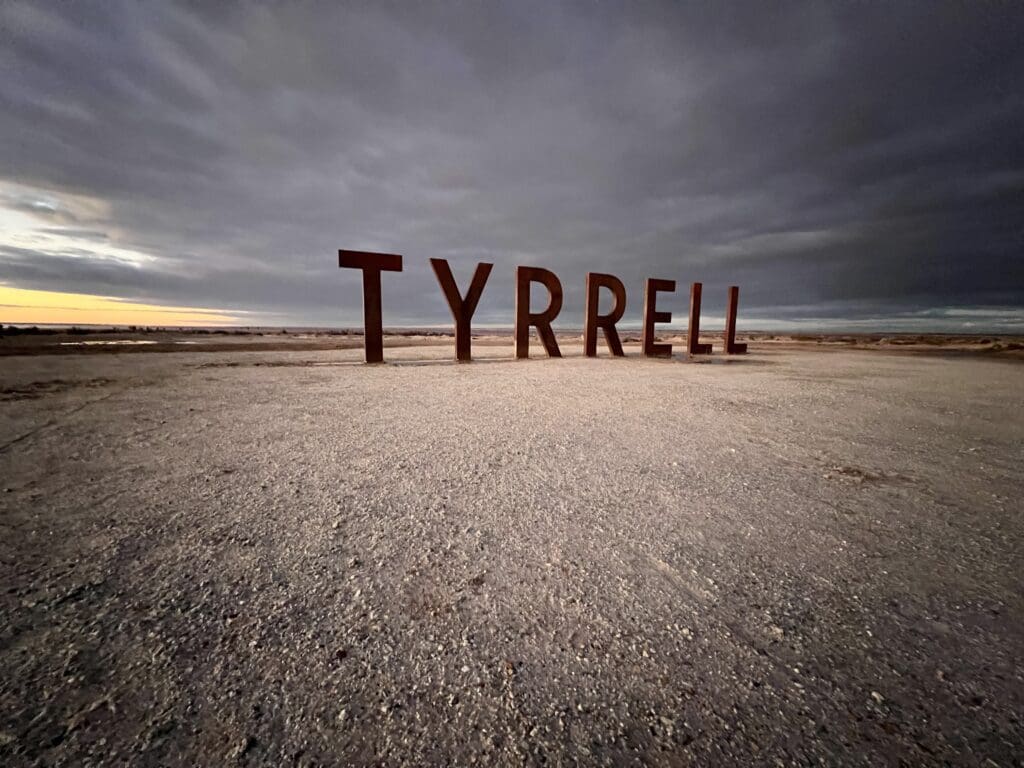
<box><xmin>1</xmin><ymin>343</ymin><xmax>1022</xmax><ymax>766</ymax></box>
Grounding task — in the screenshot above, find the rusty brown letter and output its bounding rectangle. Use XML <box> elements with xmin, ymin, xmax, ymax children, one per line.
<box><xmin>429</xmin><ymin>258</ymin><xmax>493</xmax><ymax>362</ymax></box>
<box><xmin>642</xmin><ymin>278</ymin><xmax>675</xmax><ymax>358</ymax></box>
<box><xmin>338</xmin><ymin>249</ymin><xmax>403</xmax><ymax>363</ymax></box>
<box><xmin>724</xmin><ymin>285</ymin><xmax>747</xmax><ymax>354</ymax></box>
<box><xmin>584</xmin><ymin>272</ymin><xmax>626</xmax><ymax>357</ymax></box>
<box><xmin>515</xmin><ymin>266</ymin><xmax>563</xmax><ymax>359</ymax></box>
<box><xmin>687</xmin><ymin>282</ymin><xmax>712</xmax><ymax>355</ymax></box>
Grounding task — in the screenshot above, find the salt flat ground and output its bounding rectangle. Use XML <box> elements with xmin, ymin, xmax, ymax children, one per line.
<box><xmin>0</xmin><ymin>344</ymin><xmax>1021</xmax><ymax>766</ymax></box>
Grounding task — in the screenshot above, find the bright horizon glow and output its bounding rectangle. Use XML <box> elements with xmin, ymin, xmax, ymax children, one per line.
<box><xmin>0</xmin><ymin>285</ymin><xmax>239</xmax><ymax>327</ymax></box>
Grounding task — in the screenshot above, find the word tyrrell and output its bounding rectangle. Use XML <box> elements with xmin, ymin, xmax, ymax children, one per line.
<box><xmin>338</xmin><ymin>249</ymin><xmax>747</xmax><ymax>363</ymax></box>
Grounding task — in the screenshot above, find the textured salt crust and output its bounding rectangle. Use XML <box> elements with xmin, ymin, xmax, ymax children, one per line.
<box><xmin>0</xmin><ymin>345</ymin><xmax>1022</xmax><ymax>765</ymax></box>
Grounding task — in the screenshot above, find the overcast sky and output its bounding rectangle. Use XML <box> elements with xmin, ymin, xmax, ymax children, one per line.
<box><xmin>1</xmin><ymin>1</ymin><xmax>1022</xmax><ymax>330</ymax></box>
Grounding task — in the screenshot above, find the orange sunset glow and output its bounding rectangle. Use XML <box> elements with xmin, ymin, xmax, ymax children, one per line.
<box><xmin>0</xmin><ymin>285</ymin><xmax>239</xmax><ymax>327</ymax></box>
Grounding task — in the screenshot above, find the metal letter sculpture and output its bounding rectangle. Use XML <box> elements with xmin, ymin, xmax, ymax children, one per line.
<box><xmin>584</xmin><ymin>272</ymin><xmax>627</xmax><ymax>358</ymax></box>
<box><xmin>724</xmin><ymin>285</ymin><xmax>747</xmax><ymax>354</ymax></box>
<box><xmin>687</xmin><ymin>282</ymin><xmax>712</xmax><ymax>355</ymax></box>
<box><xmin>337</xmin><ymin>249</ymin><xmax>748</xmax><ymax>363</ymax></box>
<box><xmin>515</xmin><ymin>266</ymin><xmax>563</xmax><ymax>359</ymax></box>
<box><xmin>430</xmin><ymin>258</ymin><xmax>493</xmax><ymax>362</ymax></box>
<box><xmin>338</xmin><ymin>249</ymin><xmax>403</xmax><ymax>363</ymax></box>
<box><xmin>642</xmin><ymin>278</ymin><xmax>675</xmax><ymax>358</ymax></box>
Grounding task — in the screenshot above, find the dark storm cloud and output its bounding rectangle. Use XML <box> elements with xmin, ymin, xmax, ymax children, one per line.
<box><xmin>0</xmin><ymin>1</ymin><xmax>1021</xmax><ymax>328</ymax></box>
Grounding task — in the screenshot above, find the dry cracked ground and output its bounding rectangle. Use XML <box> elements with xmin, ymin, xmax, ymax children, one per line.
<box><xmin>0</xmin><ymin>343</ymin><xmax>1022</xmax><ymax>766</ymax></box>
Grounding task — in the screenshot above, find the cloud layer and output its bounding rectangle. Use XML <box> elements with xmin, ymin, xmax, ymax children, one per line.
<box><xmin>1</xmin><ymin>1</ymin><xmax>1022</xmax><ymax>329</ymax></box>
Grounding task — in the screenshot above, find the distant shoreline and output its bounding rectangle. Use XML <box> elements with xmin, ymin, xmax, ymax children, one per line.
<box><xmin>1</xmin><ymin>325</ymin><xmax>1021</xmax><ymax>361</ymax></box>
